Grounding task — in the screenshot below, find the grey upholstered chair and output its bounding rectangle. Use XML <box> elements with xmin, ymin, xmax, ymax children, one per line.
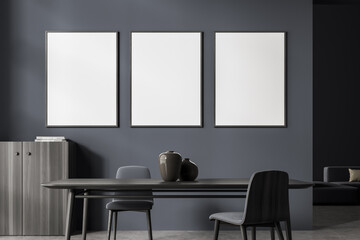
<box><xmin>209</xmin><ymin>170</ymin><xmax>291</xmax><ymax>240</ymax></box>
<box><xmin>106</xmin><ymin>166</ymin><xmax>153</xmax><ymax>240</ymax></box>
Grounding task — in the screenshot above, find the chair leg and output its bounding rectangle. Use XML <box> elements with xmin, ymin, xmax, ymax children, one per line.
<box><xmin>251</xmin><ymin>226</ymin><xmax>256</xmax><ymax>240</ymax></box>
<box><xmin>270</xmin><ymin>227</ymin><xmax>275</xmax><ymax>240</ymax></box>
<box><xmin>107</xmin><ymin>210</ymin><xmax>113</xmax><ymax>240</ymax></box>
<box><xmin>275</xmin><ymin>222</ymin><xmax>285</xmax><ymax>240</ymax></box>
<box><xmin>113</xmin><ymin>212</ymin><xmax>118</xmax><ymax>240</ymax></box>
<box><xmin>285</xmin><ymin>220</ymin><xmax>292</xmax><ymax>240</ymax></box>
<box><xmin>146</xmin><ymin>210</ymin><xmax>153</xmax><ymax>240</ymax></box>
<box><xmin>213</xmin><ymin>220</ymin><xmax>220</xmax><ymax>240</ymax></box>
<box><xmin>82</xmin><ymin>194</ymin><xmax>88</xmax><ymax>240</ymax></box>
<box><xmin>240</xmin><ymin>226</ymin><xmax>248</xmax><ymax>240</ymax></box>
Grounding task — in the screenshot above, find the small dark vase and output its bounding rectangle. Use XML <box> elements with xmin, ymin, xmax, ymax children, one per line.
<box><xmin>158</xmin><ymin>151</ymin><xmax>182</xmax><ymax>182</ymax></box>
<box><xmin>179</xmin><ymin>158</ymin><xmax>198</xmax><ymax>181</ymax></box>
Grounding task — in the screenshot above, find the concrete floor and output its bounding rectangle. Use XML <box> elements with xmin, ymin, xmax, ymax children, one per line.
<box><xmin>1</xmin><ymin>206</ymin><xmax>360</xmax><ymax>239</ymax></box>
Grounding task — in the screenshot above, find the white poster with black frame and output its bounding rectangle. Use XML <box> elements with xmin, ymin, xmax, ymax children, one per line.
<box><xmin>131</xmin><ymin>32</ymin><xmax>203</xmax><ymax>127</ymax></box>
<box><xmin>46</xmin><ymin>31</ymin><xmax>118</xmax><ymax>127</ymax></box>
<box><xmin>215</xmin><ymin>32</ymin><xmax>286</xmax><ymax>127</ymax></box>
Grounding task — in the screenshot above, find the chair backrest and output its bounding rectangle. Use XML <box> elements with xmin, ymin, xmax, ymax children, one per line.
<box><xmin>114</xmin><ymin>166</ymin><xmax>153</xmax><ymax>202</ymax></box>
<box><xmin>242</xmin><ymin>170</ymin><xmax>289</xmax><ymax>225</ymax></box>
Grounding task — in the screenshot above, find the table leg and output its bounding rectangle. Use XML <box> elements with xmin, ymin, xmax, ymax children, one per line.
<box><xmin>65</xmin><ymin>189</ymin><xmax>75</xmax><ymax>240</ymax></box>
<box><xmin>82</xmin><ymin>190</ymin><xmax>89</xmax><ymax>240</ymax></box>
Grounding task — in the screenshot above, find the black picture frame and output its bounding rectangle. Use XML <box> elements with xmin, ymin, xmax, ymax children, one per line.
<box><xmin>45</xmin><ymin>31</ymin><xmax>119</xmax><ymax>128</ymax></box>
<box><xmin>130</xmin><ymin>31</ymin><xmax>204</xmax><ymax>128</ymax></box>
<box><xmin>214</xmin><ymin>31</ymin><xmax>287</xmax><ymax>128</ymax></box>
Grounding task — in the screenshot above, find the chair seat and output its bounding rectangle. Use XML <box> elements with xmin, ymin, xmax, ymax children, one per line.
<box><xmin>209</xmin><ymin>212</ymin><xmax>244</xmax><ymax>225</ymax></box>
<box><xmin>106</xmin><ymin>200</ymin><xmax>153</xmax><ymax>211</ymax></box>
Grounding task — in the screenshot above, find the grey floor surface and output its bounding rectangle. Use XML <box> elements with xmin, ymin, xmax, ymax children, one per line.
<box><xmin>1</xmin><ymin>206</ymin><xmax>360</xmax><ymax>239</ymax></box>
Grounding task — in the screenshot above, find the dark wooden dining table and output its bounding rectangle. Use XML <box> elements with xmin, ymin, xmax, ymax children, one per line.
<box><xmin>42</xmin><ymin>178</ymin><xmax>312</xmax><ymax>240</ymax></box>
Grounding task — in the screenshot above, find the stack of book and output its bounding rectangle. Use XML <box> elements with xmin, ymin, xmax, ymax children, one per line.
<box><xmin>35</xmin><ymin>136</ymin><xmax>66</xmax><ymax>142</ymax></box>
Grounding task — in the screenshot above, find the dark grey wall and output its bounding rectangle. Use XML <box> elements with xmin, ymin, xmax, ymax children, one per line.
<box><xmin>0</xmin><ymin>0</ymin><xmax>10</xmax><ymax>139</ymax></box>
<box><xmin>313</xmin><ymin>3</ymin><xmax>360</xmax><ymax>181</ymax></box>
<box><xmin>3</xmin><ymin>0</ymin><xmax>312</xmax><ymax>230</ymax></box>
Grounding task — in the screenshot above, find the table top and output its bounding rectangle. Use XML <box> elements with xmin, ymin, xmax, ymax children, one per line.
<box><xmin>42</xmin><ymin>178</ymin><xmax>313</xmax><ymax>190</ymax></box>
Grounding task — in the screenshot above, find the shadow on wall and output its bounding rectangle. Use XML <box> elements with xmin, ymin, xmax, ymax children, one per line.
<box><xmin>0</xmin><ymin>0</ymin><xmax>11</xmax><ymax>139</ymax></box>
<box><xmin>72</xmin><ymin>143</ymin><xmax>109</xmax><ymax>231</ymax></box>
<box><xmin>73</xmin><ymin>143</ymin><xmax>104</xmax><ymax>178</ymax></box>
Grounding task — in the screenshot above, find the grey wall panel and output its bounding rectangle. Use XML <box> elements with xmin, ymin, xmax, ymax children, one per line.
<box><xmin>0</xmin><ymin>142</ymin><xmax>23</xmax><ymax>235</ymax></box>
<box><xmin>22</xmin><ymin>142</ymin><xmax>68</xmax><ymax>235</ymax></box>
<box><xmin>4</xmin><ymin>0</ymin><xmax>312</xmax><ymax>230</ymax></box>
<box><xmin>0</xmin><ymin>1</ymin><xmax>11</xmax><ymax>140</ymax></box>
<box><xmin>313</xmin><ymin>3</ymin><xmax>360</xmax><ymax>181</ymax></box>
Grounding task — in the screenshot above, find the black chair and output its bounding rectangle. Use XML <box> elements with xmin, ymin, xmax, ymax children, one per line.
<box><xmin>106</xmin><ymin>166</ymin><xmax>153</xmax><ymax>240</ymax></box>
<box><xmin>209</xmin><ymin>170</ymin><xmax>291</xmax><ymax>240</ymax></box>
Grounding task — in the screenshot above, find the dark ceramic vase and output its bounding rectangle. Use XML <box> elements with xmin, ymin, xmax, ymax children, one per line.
<box><xmin>179</xmin><ymin>158</ymin><xmax>198</xmax><ymax>181</ymax></box>
<box><xmin>158</xmin><ymin>151</ymin><xmax>182</xmax><ymax>182</ymax></box>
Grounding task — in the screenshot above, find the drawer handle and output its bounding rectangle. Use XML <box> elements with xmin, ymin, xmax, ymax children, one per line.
<box><xmin>16</xmin><ymin>152</ymin><xmax>20</xmax><ymax>156</ymax></box>
<box><xmin>27</xmin><ymin>152</ymin><xmax>31</xmax><ymax>156</ymax></box>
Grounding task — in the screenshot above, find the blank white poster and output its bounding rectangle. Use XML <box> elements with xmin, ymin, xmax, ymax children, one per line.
<box><xmin>131</xmin><ymin>32</ymin><xmax>202</xmax><ymax>127</ymax></box>
<box><xmin>215</xmin><ymin>32</ymin><xmax>286</xmax><ymax>127</ymax></box>
<box><xmin>47</xmin><ymin>32</ymin><xmax>118</xmax><ymax>127</ymax></box>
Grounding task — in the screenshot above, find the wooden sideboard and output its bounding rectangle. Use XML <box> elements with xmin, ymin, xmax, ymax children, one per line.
<box><xmin>0</xmin><ymin>141</ymin><xmax>73</xmax><ymax>236</ymax></box>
